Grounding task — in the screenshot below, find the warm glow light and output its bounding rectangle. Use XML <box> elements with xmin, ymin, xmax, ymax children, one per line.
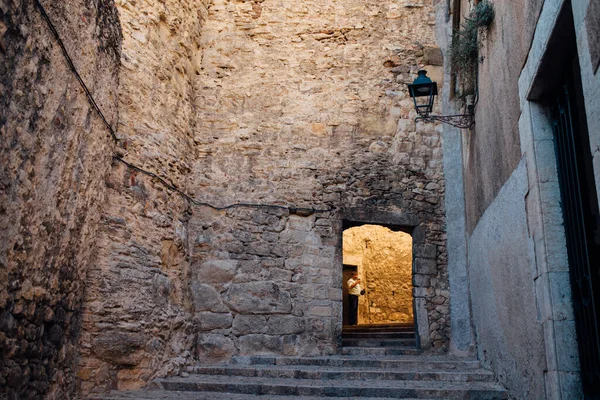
<box><xmin>343</xmin><ymin>225</ymin><xmax>413</xmax><ymax>325</ymax></box>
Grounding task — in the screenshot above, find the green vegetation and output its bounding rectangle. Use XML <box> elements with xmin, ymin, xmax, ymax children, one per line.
<box><xmin>448</xmin><ymin>1</ymin><xmax>495</xmax><ymax>97</ymax></box>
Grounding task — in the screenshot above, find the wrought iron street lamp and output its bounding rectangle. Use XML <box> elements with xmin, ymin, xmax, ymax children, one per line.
<box><xmin>407</xmin><ymin>70</ymin><xmax>474</xmax><ymax>129</ymax></box>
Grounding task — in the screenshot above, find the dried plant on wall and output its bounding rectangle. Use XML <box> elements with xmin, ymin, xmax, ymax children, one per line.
<box><xmin>448</xmin><ymin>0</ymin><xmax>495</xmax><ymax>99</ymax></box>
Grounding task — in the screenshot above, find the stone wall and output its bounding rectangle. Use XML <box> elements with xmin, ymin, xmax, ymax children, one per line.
<box><xmin>437</xmin><ymin>1</ymin><xmax>549</xmax><ymax>395</ymax></box>
<box><xmin>457</xmin><ymin>0</ymin><xmax>545</xmax><ymax>232</ymax></box>
<box><xmin>58</xmin><ymin>0</ymin><xmax>447</xmax><ymax>393</ymax></box>
<box><xmin>77</xmin><ymin>0</ymin><xmax>210</xmax><ymax>394</ymax></box>
<box><xmin>188</xmin><ymin>144</ymin><xmax>449</xmax><ymax>360</ymax></box>
<box><xmin>185</xmin><ymin>0</ymin><xmax>449</xmax><ymax>358</ymax></box>
<box><xmin>437</xmin><ymin>0</ymin><xmax>599</xmax><ymax>398</ymax></box>
<box><xmin>0</xmin><ymin>0</ymin><xmax>121</xmax><ymax>398</ymax></box>
<box><xmin>467</xmin><ymin>161</ymin><xmax>546</xmax><ymax>398</ymax></box>
<box><xmin>190</xmin><ymin>208</ymin><xmax>339</xmax><ymax>359</ymax></box>
<box><xmin>343</xmin><ymin>225</ymin><xmax>413</xmax><ymax>325</ymax></box>
<box><xmin>193</xmin><ymin>0</ymin><xmax>444</xmax><ymax>208</ymax></box>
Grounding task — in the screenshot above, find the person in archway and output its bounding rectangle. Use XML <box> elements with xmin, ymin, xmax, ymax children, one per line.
<box><xmin>347</xmin><ymin>271</ymin><xmax>363</xmax><ymax>326</ymax></box>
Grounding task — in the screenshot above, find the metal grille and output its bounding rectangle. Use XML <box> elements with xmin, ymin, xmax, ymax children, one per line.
<box><xmin>552</xmin><ymin>79</ymin><xmax>600</xmax><ymax>397</ymax></box>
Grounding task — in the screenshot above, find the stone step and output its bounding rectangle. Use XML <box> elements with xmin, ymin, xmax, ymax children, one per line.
<box><xmin>342</xmin><ymin>338</ymin><xmax>416</xmax><ymax>347</ymax></box>
<box><xmin>186</xmin><ymin>364</ymin><xmax>496</xmax><ymax>382</ymax></box>
<box><xmin>340</xmin><ymin>346</ymin><xmax>421</xmax><ymax>356</ymax></box>
<box><xmin>88</xmin><ymin>390</ymin><xmax>442</xmax><ymax>400</ymax></box>
<box><xmin>343</xmin><ymin>323</ymin><xmax>414</xmax><ymax>328</ymax></box>
<box><xmin>342</xmin><ymin>331</ymin><xmax>415</xmax><ymax>339</ymax></box>
<box><xmin>155</xmin><ymin>374</ymin><xmax>508</xmax><ymax>399</ymax></box>
<box><xmin>230</xmin><ymin>354</ymin><xmax>484</xmax><ymax>371</ymax></box>
<box><xmin>342</xmin><ymin>324</ymin><xmax>414</xmax><ymax>332</ymax></box>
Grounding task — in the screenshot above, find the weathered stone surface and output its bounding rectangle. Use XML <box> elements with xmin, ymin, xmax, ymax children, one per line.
<box><xmin>223</xmin><ymin>283</ymin><xmax>292</xmax><ymax>315</ymax></box>
<box><xmin>191</xmin><ymin>284</ymin><xmax>229</xmax><ymax>313</ymax></box>
<box><xmin>232</xmin><ymin>315</ymin><xmax>268</xmax><ymax>335</ymax></box>
<box><xmin>197</xmin><ymin>260</ymin><xmax>238</xmax><ymax>285</ymax></box>
<box><xmin>458</xmin><ymin>0</ymin><xmax>545</xmax><ymax>232</ymax></box>
<box><xmin>197</xmin><ymin>334</ymin><xmax>237</xmax><ymax>361</ymax></box>
<box><xmin>423</xmin><ymin>46</ymin><xmax>443</xmax><ymax>66</ymax></box>
<box><xmin>93</xmin><ymin>332</ymin><xmax>145</xmax><ymax>366</ymax></box>
<box><xmin>0</xmin><ymin>0</ymin><xmax>121</xmax><ymax>397</ymax></box>
<box><xmin>77</xmin><ymin>0</ymin><xmax>208</xmax><ymax>393</ymax></box>
<box><xmin>238</xmin><ymin>334</ymin><xmax>287</xmax><ymax>355</ymax></box>
<box><xmin>195</xmin><ymin>312</ymin><xmax>233</xmax><ymax>332</ymax></box>
<box><xmin>415</xmin><ymin>258</ymin><xmax>437</xmax><ymax>275</ymax></box>
<box><xmin>414</xmin><ymin>244</ymin><xmax>437</xmax><ymax>259</ymax></box>
<box><xmin>467</xmin><ymin>161</ymin><xmax>546</xmax><ymax>398</ymax></box>
<box><xmin>267</xmin><ymin>316</ymin><xmax>306</xmax><ymax>335</ymax></box>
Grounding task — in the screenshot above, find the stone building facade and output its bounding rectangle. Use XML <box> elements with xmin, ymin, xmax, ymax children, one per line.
<box><xmin>1</xmin><ymin>0</ymin><xmax>449</xmax><ymax>397</ymax></box>
<box><xmin>437</xmin><ymin>0</ymin><xmax>600</xmax><ymax>399</ymax></box>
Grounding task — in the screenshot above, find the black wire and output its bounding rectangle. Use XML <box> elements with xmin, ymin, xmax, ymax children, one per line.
<box><xmin>35</xmin><ymin>0</ymin><xmax>119</xmax><ymax>143</ymax></box>
<box><xmin>114</xmin><ymin>156</ymin><xmax>333</xmax><ymax>214</ymax></box>
<box><xmin>35</xmin><ymin>0</ymin><xmax>333</xmax><ymax>215</ymax></box>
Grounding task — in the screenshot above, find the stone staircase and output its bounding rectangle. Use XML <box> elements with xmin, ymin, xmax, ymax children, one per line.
<box><xmin>88</xmin><ymin>324</ymin><xmax>507</xmax><ymax>400</ymax></box>
<box><xmin>341</xmin><ymin>323</ymin><xmax>419</xmax><ymax>355</ymax></box>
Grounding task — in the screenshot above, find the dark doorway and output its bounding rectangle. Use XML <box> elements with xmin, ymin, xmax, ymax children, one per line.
<box><xmin>549</xmin><ymin>5</ymin><xmax>600</xmax><ymax>396</ymax></box>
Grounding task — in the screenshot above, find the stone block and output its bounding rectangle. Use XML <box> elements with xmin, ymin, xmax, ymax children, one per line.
<box><xmin>328</xmin><ymin>287</ymin><xmax>343</xmax><ymax>300</ymax></box>
<box><xmin>415</xmin><ymin>297</ymin><xmax>430</xmax><ymax>349</ymax></box>
<box><xmin>190</xmin><ymin>283</ymin><xmax>228</xmax><ymax>312</ymax></box>
<box><xmin>267</xmin><ymin>315</ymin><xmax>306</xmax><ymax>335</ymax></box>
<box><xmin>223</xmin><ymin>282</ymin><xmax>292</xmax><ymax>314</ymax></box>
<box><xmin>307</xmin><ymin>317</ymin><xmax>325</xmax><ymax>332</ymax></box>
<box><xmin>553</xmin><ymin>320</ymin><xmax>580</xmax><ymax>372</ymax></box>
<box><xmin>309</xmin><ymin>306</ymin><xmax>332</xmax><ymax>317</ymax></box>
<box><xmin>246</xmin><ymin>241</ymin><xmax>272</xmax><ymax>256</ymax></box>
<box><xmin>238</xmin><ymin>334</ymin><xmax>283</xmax><ymax>355</ymax></box>
<box><xmin>423</xmin><ymin>47</ymin><xmax>443</xmax><ymax>66</ymax></box>
<box><xmin>269</xmin><ymin>268</ymin><xmax>292</xmax><ymax>282</ymax></box>
<box><xmin>238</xmin><ymin>260</ymin><xmax>261</xmax><ymax>274</ymax></box>
<box><xmin>414</xmin><ymin>258</ymin><xmax>437</xmax><ymax>275</ymax></box>
<box><xmin>251</xmin><ymin>212</ymin><xmax>279</xmax><ymax>226</ymax></box>
<box><xmin>558</xmin><ymin>371</ymin><xmax>582</xmax><ymax>399</ymax></box>
<box><xmin>197</xmin><ymin>334</ymin><xmax>237</xmax><ymax>361</ymax></box>
<box><xmin>533</xmin><ymin>139</ymin><xmax>559</xmax><ymax>184</ymax></box>
<box><xmin>232</xmin><ymin>315</ymin><xmax>268</xmax><ymax>335</ymax></box>
<box><xmin>271</xmin><ymin>244</ymin><xmax>287</xmax><ymax>257</ymax></box>
<box><xmin>197</xmin><ymin>259</ymin><xmax>238</xmax><ymax>284</ymax></box>
<box><xmin>548</xmin><ymin>272</ymin><xmax>574</xmax><ymax>321</ymax></box>
<box><xmin>279</xmin><ymin>230</ymin><xmax>301</xmax><ymax>244</ymax></box>
<box><xmin>544</xmin><ymin>371</ymin><xmax>561</xmax><ymax>400</ymax></box>
<box><xmin>311</xmin><ymin>123</ymin><xmax>326</xmax><ymax>135</ymax></box>
<box><xmin>92</xmin><ymin>332</ymin><xmax>145</xmax><ymax>366</ymax></box>
<box><xmin>286</xmin><ymin>216</ymin><xmax>313</xmax><ymax>232</ymax></box>
<box><xmin>539</xmin><ymin>180</ymin><xmax>569</xmax><ymax>272</ymax></box>
<box><xmin>413</xmin><ymin>274</ymin><xmax>431</xmax><ymax>287</ymax></box>
<box><xmin>414</xmin><ymin>244</ymin><xmax>436</xmax><ymax>259</ymax></box>
<box><xmin>412</xmin><ymin>226</ymin><xmax>426</xmax><ymax>244</ymax></box>
<box><xmin>195</xmin><ymin>312</ymin><xmax>233</xmax><ymax>332</ymax></box>
<box><xmin>413</xmin><ymin>287</ymin><xmax>433</xmax><ymax>298</ymax></box>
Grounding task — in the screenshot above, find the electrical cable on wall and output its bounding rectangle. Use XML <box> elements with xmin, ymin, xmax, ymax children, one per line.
<box><xmin>34</xmin><ymin>0</ymin><xmax>334</xmax><ymax>216</ymax></box>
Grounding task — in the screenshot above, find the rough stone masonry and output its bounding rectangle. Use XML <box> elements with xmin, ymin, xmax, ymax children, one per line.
<box><xmin>78</xmin><ymin>0</ymin><xmax>449</xmax><ymax>393</ymax></box>
<box><xmin>0</xmin><ymin>0</ymin><xmax>121</xmax><ymax>398</ymax></box>
<box><xmin>1</xmin><ymin>0</ymin><xmax>449</xmax><ymax>397</ymax></box>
